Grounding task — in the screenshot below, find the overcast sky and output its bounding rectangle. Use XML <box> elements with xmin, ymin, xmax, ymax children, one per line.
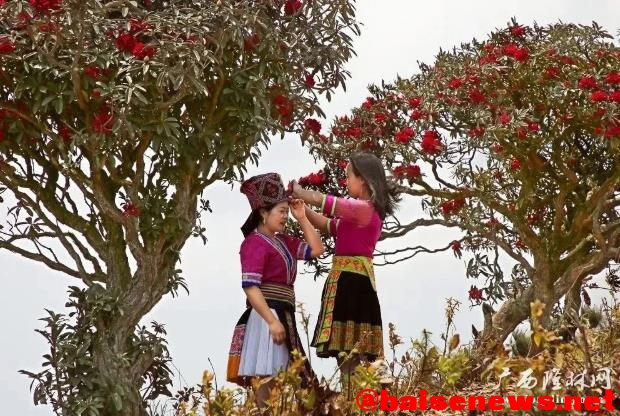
<box><xmin>2</xmin><ymin>1</ymin><xmax>620</xmax><ymax>414</ymax></box>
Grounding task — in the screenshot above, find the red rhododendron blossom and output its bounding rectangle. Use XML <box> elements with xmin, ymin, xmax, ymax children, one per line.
<box><xmin>410</xmin><ymin>110</ymin><xmax>427</xmax><ymax>121</ymax></box>
<box><xmin>528</xmin><ymin>122</ymin><xmax>540</xmax><ymax>132</ymax></box>
<box><xmin>605</xmin><ymin>71</ymin><xmax>620</xmax><ymax>85</ymax></box>
<box><xmin>510</xmin><ymin>25</ymin><xmax>526</xmax><ymax>37</ymax></box>
<box><xmin>499</xmin><ymin>112</ymin><xmax>512</xmax><ymax>124</ymax></box>
<box><xmin>303</xmin><ymin>118</ymin><xmax>321</xmax><ymax>134</ymax></box>
<box><xmin>516</xmin><ymin>127</ymin><xmax>527</xmax><ymax>140</ymax></box>
<box><xmin>451</xmin><ymin>240</ymin><xmax>462</xmax><ymax>257</ymax></box>
<box><xmin>394</xmin><ymin>127</ymin><xmax>415</xmax><ymax>144</ymax></box>
<box><xmin>29</xmin><ymin>0</ymin><xmax>62</xmax><ymax>14</ymax></box>
<box><xmin>469</xmin><ymin>126</ymin><xmax>485</xmax><ymax>138</ymax></box>
<box><xmin>129</xmin><ymin>19</ymin><xmax>149</xmax><ymax>33</ymax></box>
<box><xmin>244</xmin><ymin>34</ymin><xmax>261</xmax><ymax>52</ymax></box>
<box><xmin>610</xmin><ymin>91</ymin><xmax>620</xmax><ymax>103</ymax></box>
<box><xmin>491</xmin><ymin>143</ymin><xmax>504</xmax><ymax>153</ymax></box>
<box><xmin>92</xmin><ymin>108</ymin><xmax>114</xmax><ymax>134</ymax></box>
<box><xmin>544</xmin><ymin>67</ymin><xmax>560</xmax><ymax>79</ymax></box>
<box><xmin>408</xmin><ymin>96</ymin><xmax>422</xmax><ymax>108</ymax></box>
<box><xmin>58</xmin><ymin>125</ymin><xmax>72</xmax><ymax>142</ymax></box>
<box><xmin>0</xmin><ymin>37</ymin><xmax>16</xmax><ymax>54</ymax></box>
<box><xmin>284</xmin><ymin>0</ymin><xmax>302</xmax><ymax>15</ymax></box>
<box><xmin>558</xmin><ymin>55</ymin><xmax>576</xmax><ymax>66</ymax></box>
<box><xmin>84</xmin><ymin>66</ymin><xmax>101</xmax><ymax>79</ymax></box>
<box><xmin>591</xmin><ymin>90</ymin><xmax>608</xmax><ymax>102</ymax></box>
<box><xmin>132</xmin><ymin>42</ymin><xmax>156</xmax><ymax>60</ymax></box>
<box><xmin>503</xmin><ymin>43</ymin><xmax>529</xmax><ymax>61</ymax></box>
<box><xmin>303</xmin><ymin>172</ymin><xmax>326</xmax><ymax>186</ymax></box>
<box><xmin>448</xmin><ymin>78</ymin><xmax>463</xmax><ymax>89</ymax></box>
<box><xmin>479</xmin><ymin>54</ymin><xmax>498</xmax><ymax>65</ymax></box>
<box><xmin>304</xmin><ymin>72</ymin><xmax>315</xmax><ymax>89</ymax></box>
<box><xmin>440</xmin><ymin>198</ymin><xmax>465</xmax><ymax>215</ymax></box>
<box><xmin>393</xmin><ymin>164</ymin><xmax>421</xmax><ymax>180</ymax></box>
<box><xmin>511</xmin><ymin>159</ymin><xmax>521</xmax><ymax>171</ymax></box>
<box><xmin>362</xmin><ymin>97</ymin><xmax>375</xmax><ymax>110</ymax></box>
<box><xmin>374</xmin><ymin>113</ymin><xmax>387</xmax><ymax>123</ymax></box>
<box><xmin>421</xmin><ymin>130</ymin><xmax>442</xmax><ymax>154</ymax></box>
<box><xmin>115</xmin><ymin>32</ymin><xmax>137</xmax><ymax>53</ymax></box>
<box><xmin>469</xmin><ymin>286</ymin><xmax>483</xmax><ymax>301</ymax></box>
<box><xmin>578</xmin><ymin>75</ymin><xmax>598</xmax><ymax>90</ymax></box>
<box><xmin>468</xmin><ymin>89</ymin><xmax>486</xmax><ymax>104</ymax></box>
<box><xmin>272</xmin><ymin>95</ymin><xmax>293</xmax><ymax>119</ymax></box>
<box><xmin>122</xmin><ymin>202</ymin><xmax>140</xmax><ymax>217</ymax></box>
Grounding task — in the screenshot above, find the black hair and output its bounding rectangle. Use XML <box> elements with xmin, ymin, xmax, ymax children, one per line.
<box><xmin>349</xmin><ymin>152</ymin><xmax>400</xmax><ymax>220</ymax></box>
<box><xmin>240</xmin><ymin>203</ymin><xmax>276</xmax><ymax>237</ymax></box>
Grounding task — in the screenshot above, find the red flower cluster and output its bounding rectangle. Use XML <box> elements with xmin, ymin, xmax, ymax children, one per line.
<box><xmin>122</xmin><ymin>202</ymin><xmax>140</xmax><ymax>217</ymax></box>
<box><xmin>303</xmin><ymin>118</ymin><xmax>321</xmax><ymax>134</ymax></box>
<box><xmin>408</xmin><ymin>96</ymin><xmax>422</xmax><ymax>108</ymax></box>
<box><xmin>468</xmin><ymin>89</ymin><xmax>486</xmax><ymax>104</ymax></box>
<box><xmin>606</xmin><ymin>71</ymin><xmax>620</xmax><ymax>85</ymax></box>
<box><xmin>284</xmin><ymin>0</ymin><xmax>303</xmax><ymax>15</ymax></box>
<box><xmin>0</xmin><ymin>37</ymin><xmax>15</xmax><ymax>54</ymax></box>
<box><xmin>499</xmin><ymin>111</ymin><xmax>512</xmax><ymax>124</ymax></box>
<box><xmin>29</xmin><ymin>0</ymin><xmax>62</xmax><ymax>14</ymax></box>
<box><xmin>92</xmin><ymin>107</ymin><xmax>114</xmax><ymax>134</ymax></box>
<box><xmin>114</xmin><ymin>18</ymin><xmax>156</xmax><ymax>60</ymax></box>
<box><xmin>393</xmin><ymin>164</ymin><xmax>421</xmax><ymax>180</ymax></box>
<box><xmin>468</xmin><ymin>285</ymin><xmax>483</xmax><ymax>301</ymax></box>
<box><xmin>451</xmin><ymin>240</ymin><xmax>462</xmax><ymax>257</ymax></box>
<box><xmin>244</xmin><ymin>34</ymin><xmax>261</xmax><ymax>52</ymax></box>
<box><xmin>115</xmin><ymin>32</ymin><xmax>156</xmax><ymax>59</ymax></box>
<box><xmin>129</xmin><ymin>18</ymin><xmax>149</xmax><ymax>33</ymax></box>
<box><xmin>304</xmin><ymin>72</ymin><xmax>315</xmax><ymax>89</ymax></box>
<box><xmin>272</xmin><ymin>94</ymin><xmax>294</xmax><ymax>123</ymax></box>
<box><xmin>58</xmin><ymin>125</ymin><xmax>72</xmax><ymax>142</ymax></box>
<box><xmin>421</xmin><ymin>130</ymin><xmax>442</xmax><ymax>154</ymax></box>
<box><xmin>410</xmin><ymin>109</ymin><xmax>428</xmax><ymax>121</ymax></box>
<box><xmin>84</xmin><ymin>65</ymin><xmax>102</xmax><ymax>80</ymax></box>
<box><xmin>578</xmin><ymin>75</ymin><xmax>597</xmax><ymax>90</ymax></box>
<box><xmin>510</xmin><ymin>25</ymin><xmax>526</xmax><ymax>37</ymax></box>
<box><xmin>298</xmin><ymin>171</ymin><xmax>326</xmax><ymax>187</ymax></box>
<box><xmin>394</xmin><ymin>127</ymin><xmax>415</xmax><ymax>144</ymax></box>
<box><xmin>510</xmin><ymin>158</ymin><xmax>521</xmax><ymax>171</ymax></box>
<box><xmin>502</xmin><ymin>43</ymin><xmax>529</xmax><ymax>61</ymax></box>
<box><xmin>440</xmin><ymin>198</ymin><xmax>465</xmax><ymax>215</ymax></box>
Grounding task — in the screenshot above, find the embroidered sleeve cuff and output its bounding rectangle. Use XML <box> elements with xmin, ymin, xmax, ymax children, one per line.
<box><xmin>303</xmin><ymin>244</ymin><xmax>312</xmax><ymax>261</ymax></box>
<box><xmin>241</xmin><ymin>272</ymin><xmax>262</xmax><ymax>287</ymax></box>
<box><xmin>297</xmin><ymin>242</ymin><xmax>310</xmax><ymax>260</ymax></box>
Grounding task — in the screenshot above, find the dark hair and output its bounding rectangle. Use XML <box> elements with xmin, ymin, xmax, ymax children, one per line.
<box><xmin>349</xmin><ymin>152</ymin><xmax>400</xmax><ymax>220</ymax></box>
<box><xmin>240</xmin><ymin>203</ymin><xmax>276</xmax><ymax>237</ymax></box>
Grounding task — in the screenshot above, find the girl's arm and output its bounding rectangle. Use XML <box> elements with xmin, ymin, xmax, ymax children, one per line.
<box><xmin>290</xmin><ymin>199</ymin><xmax>324</xmax><ymax>257</ymax></box>
<box><xmin>243</xmin><ymin>286</ymin><xmax>286</xmax><ymax>345</ymax></box>
<box><xmin>304</xmin><ymin>205</ymin><xmax>329</xmax><ymax>234</ymax></box>
<box><xmin>291</xmin><ymin>181</ymin><xmax>374</xmax><ymax>226</ymax></box>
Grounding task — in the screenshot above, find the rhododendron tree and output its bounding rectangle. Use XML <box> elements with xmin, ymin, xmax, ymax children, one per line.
<box><xmin>302</xmin><ymin>22</ymin><xmax>620</xmax><ymax>355</ymax></box>
<box><xmin>0</xmin><ymin>0</ymin><xmax>358</xmax><ymax>413</ymax></box>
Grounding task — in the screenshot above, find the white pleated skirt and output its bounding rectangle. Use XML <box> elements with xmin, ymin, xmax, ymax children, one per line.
<box><xmin>237</xmin><ymin>308</ymin><xmax>289</xmax><ymax>377</ymax></box>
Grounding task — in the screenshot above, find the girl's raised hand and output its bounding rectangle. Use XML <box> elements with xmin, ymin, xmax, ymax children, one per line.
<box><xmin>289</xmin><ymin>198</ymin><xmax>306</xmax><ymax>221</ymax></box>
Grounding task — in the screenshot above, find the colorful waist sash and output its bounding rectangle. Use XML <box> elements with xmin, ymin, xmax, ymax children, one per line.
<box><xmin>245</xmin><ymin>283</ymin><xmax>295</xmax><ymax>309</ymax></box>
<box><xmin>331</xmin><ymin>255</ymin><xmax>376</xmax><ymax>291</ymax></box>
